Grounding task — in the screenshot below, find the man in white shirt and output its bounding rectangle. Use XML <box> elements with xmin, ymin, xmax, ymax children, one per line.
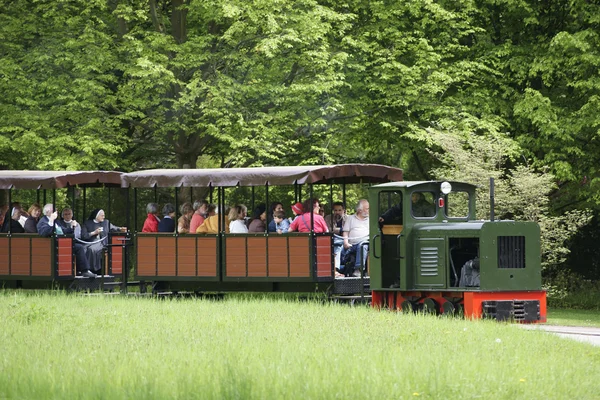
<box><xmin>341</xmin><ymin>199</ymin><xmax>370</xmax><ymax>276</ymax></box>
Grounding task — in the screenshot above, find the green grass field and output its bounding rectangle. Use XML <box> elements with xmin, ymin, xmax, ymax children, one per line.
<box><xmin>547</xmin><ymin>308</ymin><xmax>600</xmax><ymax>327</ymax></box>
<box><xmin>1</xmin><ymin>292</ymin><xmax>599</xmax><ymax>399</ymax></box>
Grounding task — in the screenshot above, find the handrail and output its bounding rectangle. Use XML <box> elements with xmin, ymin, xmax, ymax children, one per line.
<box><xmin>396</xmin><ymin>234</ymin><xmax>404</xmax><ymax>260</ymax></box>
<box><xmin>372</xmin><ymin>234</ymin><xmax>380</xmax><ymax>259</ymax></box>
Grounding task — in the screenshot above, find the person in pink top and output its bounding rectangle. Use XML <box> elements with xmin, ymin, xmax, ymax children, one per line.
<box><xmin>288</xmin><ymin>198</ymin><xmax>329</xmax><ymax>233</ymax></box>
<box><xmin>189</xmin><ymin>199</ymin><xmax>208</xmax><ymax>233</ymax></box>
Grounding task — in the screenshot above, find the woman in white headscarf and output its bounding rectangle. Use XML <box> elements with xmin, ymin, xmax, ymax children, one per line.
<box><xmin>1</xmin><ymin>206</ymin><xmax>25</xmax><ymax>233</ymax></box>
<box><xmin>81</xmin><ymin>209</ymin><xmax>126</xmax><ymax>274</ymax></box>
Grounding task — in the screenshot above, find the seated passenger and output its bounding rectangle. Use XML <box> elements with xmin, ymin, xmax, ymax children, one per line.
<box><xmin>197</xmin><ymin>204</ymin><xmax>229</xmax><ymax>234</ymax></box>
<box><xmin>248</xmin><ymin>203</ymin><xmax>267</xmax><ymax>233</ymax></box>
<box><xmin>81</xmin><ymin>209</ymin><xmax>127</xmax><ymax>275</ymax></box>
<box><xmin>412</xmin><ymin>192</ymin><xmax>435</xmax><ymax>217</ymax></box>
<box><xmin>290</xmin><ymin>202</ymin><xmax>303</xmax><ymax>222</ymax></box>
<box><xmin>57</xmin><ymin>208</ymin><xmax>82</xmax><ymax>239</ymax></box>
<box><xmin>1</xmin><ymin>206</ymin><xmax>25</xmax><ymax>233</ymax></box>
<box><xmin>325</xmin><ymin>202</ymin><xmax>347</xmax><ymax>236</ymax></box>
<box><xmin>189</xmin><ymin>199</ymin><xmax>208</xmax><ymax>233</ymax></box>
<box><xmin>340</xmin><ymin>199</ymin><xmax>370</xmax><ymax>276</ymax></box>
<box><xmin>379</xmin><ymin>203</ymin><xmax>403</xmax><ymax>225</ymax></box>
<box><xmin>24</xmin><ymin>203</ymin><xmax>42</xmax><ymax>233</ymax></box>
<box><xmin>196</xmin><ymin>204</ymin><xmax>231</xmax><ymax>234</ymax></box>
<box><xmin>13</xmin><ymin>202</ymin><xmax>28</xmax><ymax>228</ymax></box>
<box><xmin>158</xmin><ymin>203</ymin><xmax>176</xmax><ymax>233</ymax></box>
<box><xmin>38</xmin><ymin>205</ymin><xmax>95</xmax><ymax>278</ymax></box>
<box><xmin>141</xmin><ymin>203</ymin><xmax>160</xmax><ymax>232</ymax></box>
<box><xmin>272</xmin><ymin>210</ymin><xmax>290</xmax><ymax>234</ymax></box>
<box><xmin>228</xmin><ymin>204</ymin><xmax>248</xmax><ymax>233</ymax></box>
<box><xmin>325</xmin><ymin>202</ymin><xmax>347</xmax><ymax>271</ymax></box>
<box><xmin>288</xmin><ymin>198</ymin><xmax>328</xmax><ymax>233</ymax></box>
<box><xmin>267</xmin><ymin>202</ymin><xmax>284</xmax><ymax>232</ymax></box>
<box><xmin>0</xmin><ymin>205</ymin><xmax>6</xmax><ymax>228</ymax></box>
<box><xmin>177</xmin><ymin>202</ymin><xmax>194</xmax><ymax>234</ymax></box>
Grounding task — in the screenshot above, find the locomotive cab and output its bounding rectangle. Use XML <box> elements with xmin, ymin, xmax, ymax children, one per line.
<box><xmin>369</xmin><ymin>181</ymin><xmax>478</xmax><ymax>291</ymax></box>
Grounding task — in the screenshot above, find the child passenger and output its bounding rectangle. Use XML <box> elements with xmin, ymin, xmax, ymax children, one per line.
<box><xmin>273</xmin><ymin>210</ymin><xmax>290</xmax><ymax>234</ymax></box>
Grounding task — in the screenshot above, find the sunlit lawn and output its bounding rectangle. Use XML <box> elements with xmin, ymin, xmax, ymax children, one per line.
<box><xmin>1</xmin><ymin>291</ymin><xmax>599</xmax><ymax>399</ymax></box>
<box><xmin>547</xmin><ymin>308</ymin><xmax>600</xmax><ymax>327</ymax></box>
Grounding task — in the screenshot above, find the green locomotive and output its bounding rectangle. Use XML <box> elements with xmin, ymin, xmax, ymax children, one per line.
<box><xmin>369</xmin><ymin>181</ymin><xmax>546</xmax><ymax>322</ymax></box>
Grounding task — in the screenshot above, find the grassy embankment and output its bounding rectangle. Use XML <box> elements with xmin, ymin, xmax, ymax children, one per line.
<box><xmin>0</xmin><ymin>291</ymin><xmax>599</xmax><ymax>399</ymax></box>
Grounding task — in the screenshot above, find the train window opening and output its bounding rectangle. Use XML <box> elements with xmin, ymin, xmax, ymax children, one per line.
<box><xmin>444</xmin><ymin>191</ymin><xmax>470</xmax><ymax>219</ymax></box>
<box><xmin>378</xmin><ymin>191</ymin><xmax>403</xmax><ymax>226</ymax></box>
<box><xmin>449</xmin><ymin>237</ymin><xmax>479</xmax><ymax>287</ymax></box>
<box><xmin>411</xmin><ymin>191</ymin><xmax>435</xmax><ymax>218</ymax></box>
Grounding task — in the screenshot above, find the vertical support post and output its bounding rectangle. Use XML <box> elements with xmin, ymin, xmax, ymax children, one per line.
<box><xmin>329</xmin><ymin>183</ymin><xmax>333</xmax><ymax>215</ymax></box>
<box><xmin>107</xmin><ymin>187</ymin><xmax>112</xmax><ymax>220</ymax></box>
<box><xmin>251</xmin><ymin>186</ymin><xmax>255</xmax><ymax>215</ymax></box>
<box><xmin>265</xmin><ymin>183</ymin><xmax>270</xmax><ymax>232</ymax></box>
<box><xmin>174</xmin><ymin>187</ymin><xmax>179</xmax><ymax>234</ymax></box>
<box><xmin>69</xmin><ymin>186</ymin><xmax>76</xmax><ymax>215</ymax></box>
<box><xmin>83</xmin><ymin>187</ymin><xmax>87</xmax><ymax>223</ymax></box>
<box><xmin>265</xmin><ymin>182</ymin><xmax>269</xmax><ymax>277</ymax></box>
<box><xmin>309</xmin><ymin>184</ymin><xmax>314</xmax><ymax>231</ymax></box>
<box><xmin>309</xmin><ymin>183</ymin><xmax>315</xmax><ymax>279</ymax></box>
<box><xmin>7</xmin><ymin>188</ymin><xmax>11</xmax><ymax>274</ymax></box>
<box><xmin>123</xmin><ymin>187</ymin><xmax>131</xmax><ymax>295</ymax></box>
<box><xmin>134</xmin><ymin>188</ymin><xmax>138</xmax><ymax>232</ymax></box>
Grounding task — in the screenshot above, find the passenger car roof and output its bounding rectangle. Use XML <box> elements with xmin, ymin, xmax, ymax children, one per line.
<box><xmin>120</xmin><ymin>164</ymin><xmax>404</xmax><ymax>188</ymax></box>
<box><xmin>0</xmin><ymin>171</ymin><xmax>123</xmax><ymax>189</ymax></box>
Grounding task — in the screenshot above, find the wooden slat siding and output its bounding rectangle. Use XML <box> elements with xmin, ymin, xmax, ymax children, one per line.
<box><xmin>247</xmin><ymin>237</ymin><xmax>267</xmax><ymax>277</ymax></box>
<box><xmin>177</xmin><ymin>237</ymin><xmax>196</xmax><ymax>276</ymax></box>
<box><xmin>56</xmin><ymin>237</ymin><xmax>73</xmax><ymax>277</ymax></box>
<box><xmin>157</xmin><ymin>237</ymin><xmax>176</xmax><ymax>276</ymax></box>
<box><xmin>110</xmin><ymin>236</ymin><xmax>123</xmax><ymax>275</ymax></box>
<box><xmin>137</xmin><ymin>236</ymin><xmax>157</xmax><ymax>276</ymax></box>
<box><xmin>267</xmin><ymin>236</ymin><xmax>289</xmax><ymax>277</ymax></box>
<box><xmin>31</xmin><ymin>238</ymin><xmax>52</xmax><ymax>277</ymax></box>
<box><xmin>196</xmin><ymin>237</ymin><xmax>217</xmax><ymax>277</ymax></box>
<box><xmin>288</xmin><ymin>236</ymin><xmax>310</xmax><ymax>277</ymax></box>
<box><xmin>316</xmin><ymin>236</ymin><xmax>333</xmax><ymax>278</ymax></box>
<box><xmin>226</xmin><ymin>237</ymin><xmax>247</xmax><ymax>277</ymax></box>
<box><xmin>0</xmin><ymin>237</ymin><xmax>9</xmax><ymax>275</ymax></box>
<box><xmin>10</xmin><ymin>237</ymin><xmax>32</xmax><ymax>275</ymax></box>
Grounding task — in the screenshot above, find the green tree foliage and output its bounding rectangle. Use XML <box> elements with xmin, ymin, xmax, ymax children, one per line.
<box><xmin>0</xmin><ymin>0</ymin><xmax>353</xmax><ymax>169</ymax></box>
<box><xmin>470</xmin><ymin>0</ymin><xmax>600</xmax><ymax>208</ymax></box>
<box><xmin>0</xmin><ymin>0</ymin><xmax>129</xmax><ymax>170</ymax></box>
<box><xmin>113</xmin><ymin>0</ymin><xmax>356</xmax><ymax>168</ymax></box>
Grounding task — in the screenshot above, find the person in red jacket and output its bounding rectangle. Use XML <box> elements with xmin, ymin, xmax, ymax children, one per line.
<box><xmin>142</xmin><ymin>202</ymin><xmax>160</xmax><ymax>232</ymax></box>
<box><xmin>288</xmin><ymin>198</ymin><xmax>329</xmax><ymax>233</ymax></box>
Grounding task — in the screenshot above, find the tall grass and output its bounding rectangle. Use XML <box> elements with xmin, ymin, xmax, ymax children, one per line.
<box><xmin>0</xmin><ymin>291</ymin><xmax>599</xmax><ymax>399</ymax></box>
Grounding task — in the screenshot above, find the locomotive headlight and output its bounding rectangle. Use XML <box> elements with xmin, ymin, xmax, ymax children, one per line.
<box><xmin>440</xmin><ymin>181</ymin><xmax>452</xmax><ymax>194</ymax></box>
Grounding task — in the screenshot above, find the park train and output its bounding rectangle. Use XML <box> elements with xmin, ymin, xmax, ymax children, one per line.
<box><xmin>0</xmin><ymin>164</ymin><xmax>546</xmax><ymax>322</ymax></box>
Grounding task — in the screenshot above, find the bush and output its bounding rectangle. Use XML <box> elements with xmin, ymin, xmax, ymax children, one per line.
<box><xmin>544</xmin><ymin>270</ymin><xmax>600</xmax><ymax>310</ymax></box>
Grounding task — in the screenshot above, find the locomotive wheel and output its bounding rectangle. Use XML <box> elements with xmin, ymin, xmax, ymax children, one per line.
<box><xmin>401</xmin><ymin>300</ymin><xmax>415</xmax><ymax>313</ymax></box>
<box><xmin>441</xmin><ymin>301</ymin><xmax>456</xmax><ymax>316</ymax></box>
<box><xmin>422</xmin><ymin>298</ymin><xmax>440</xmax><ymax>315</ymax></box>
